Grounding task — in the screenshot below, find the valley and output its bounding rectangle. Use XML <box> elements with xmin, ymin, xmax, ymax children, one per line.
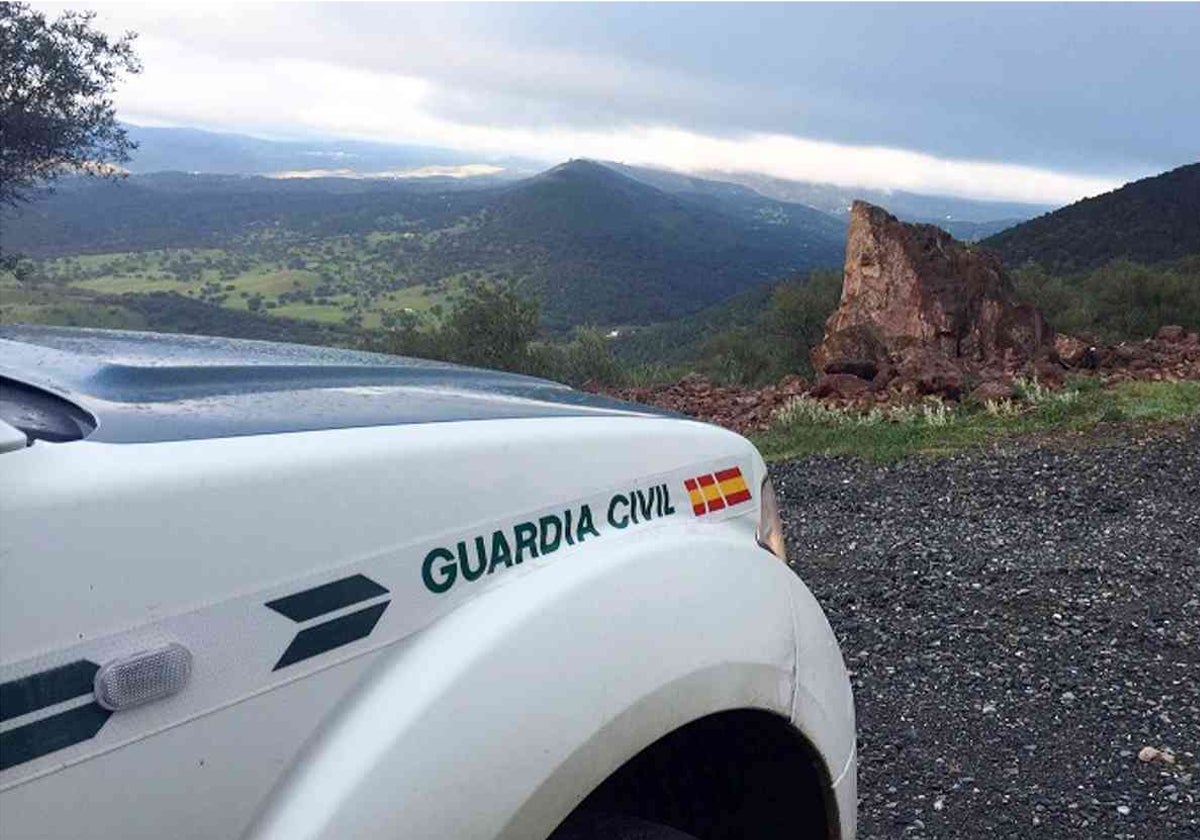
<box><xmin>0</xmin><ymin>160</ymin><xmax>848</xmax><ymax>332</ymax></box>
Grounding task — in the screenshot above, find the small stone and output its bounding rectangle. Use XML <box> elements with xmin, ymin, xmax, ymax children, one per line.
<box><xmin>1116</xmin><ymin>805</ymin><xmax>1130</xmax><ymax>816</ymax></box>
<box><xmin>1138</xmin><ymin>746</ymin><xmax>1161</xmax><ymax>763</ymax></box>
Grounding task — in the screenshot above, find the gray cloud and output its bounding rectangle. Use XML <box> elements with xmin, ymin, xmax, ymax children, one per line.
<box><xmin>41</xmin><ymin>2</ymin><xmax>1199</xmax><ymax>196</ymax></box>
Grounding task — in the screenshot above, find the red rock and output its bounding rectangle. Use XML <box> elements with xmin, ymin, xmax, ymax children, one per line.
<box><xmin>1055</xmin><ymin>334</ymin><xmax>1089</xmax><ymax>367</ymax></box>
<box><xmin>896</xmin><ymin>347</ymin><xmax>965</xmax><ymax>399</ymax></box>
<box><xmin>812</xmin><ymin>201</ymin><xmax>1053</xmax><ymax>375</ymax></box>
<box><xmin>824</xmin><ymin>359</ymin><xmax>880</xmax><ymax>380</ymax></box>
<box><xmin>810</xmin><ymin>373</ymin><xmax>871</xmax><ymax>399</ymax></box>
<box><xmin>778</xmin><ymin>374</ymin><xmax>809</xmax><ymax>395</ymax></box>
<box><xmin>870</xmin><ymin>362</ymin><xmax>897</xmax><ymax>392</ymax></box>
<box><xmin>1155</xmin><ymin>325</ymin><xmax>1187</xmax><ymax>343</ymax></box>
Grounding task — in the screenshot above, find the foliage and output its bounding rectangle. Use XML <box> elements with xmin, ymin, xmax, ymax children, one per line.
<box><xmin>755</xmin><ymin>379</ymin><xmax>1200</xmax><ymax>463</ymax></box>
<box><xmin>763</xmin><ymin>269</ymin><xmax>842</xmax><ymax>374</ymax></box>
<box><xmin>691</xmin><ymin>268</ymin><xmax>842</xmax><ymax>385</ymax></box>
<box><xmin>1014</xmin><ymin>255</ymin><xmax>1200</xmax><ymax>340</ymax></box>
<box><xmin>985</xmin><ymin>163</ymin><xmax>1200</xmax><ymax>272</ymax></box>
<box><xmin>529</xmin><ymin>327</ymin><xmax>623</xmax><ymax>386</ymax></box>
<box><xmin>366</xmin><ymin>282</ymin><xmax>624</xmax><ymax>385</ymax></box>
<box><xmin>615</xmin><ymin>268</ymin><xmax>841</xmax><ymax>386</ymax></box>
<box><xmin>0</xmin><ymin>3</ymin><xmax>141</xmax><ymax>208</ymax></box>
<box><xmin>611</xmin><ymin>284</ymin><xmax>774</xmax><ymax>367</ymax></box>
<box><xmin>438</xmin><ymin>281</ymin><xmax>540</xmax><ymax>372</ymax></box>
<box><xmin>697</xmin><ymin>327</ymin><xmax>776</xmax><ymax>386</ymax></box>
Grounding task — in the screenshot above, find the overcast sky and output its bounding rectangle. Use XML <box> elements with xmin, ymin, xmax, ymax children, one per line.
<box><xmin>40</xmin><ymin>2</ymin><xmax>1200</xmax><ymax>204</ymax></box>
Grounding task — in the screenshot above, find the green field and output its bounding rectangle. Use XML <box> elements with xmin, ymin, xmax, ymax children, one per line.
<box><xmin>5</xmin><ymin>235</ymin><xmax>478</xmax><ymax>333</ymax></box>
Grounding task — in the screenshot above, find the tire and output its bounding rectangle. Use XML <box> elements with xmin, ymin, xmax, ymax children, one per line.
<box><xmin>549</xmin><ymin>812</ymin><xmax>701</xmax><ymax>840</ymax></box>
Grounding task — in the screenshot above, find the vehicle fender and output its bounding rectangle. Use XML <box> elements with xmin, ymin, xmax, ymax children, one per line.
<box><xmin>244</xmin><ymin>522</ymin><xmax>827</xmax><ymax>840</ymax></box>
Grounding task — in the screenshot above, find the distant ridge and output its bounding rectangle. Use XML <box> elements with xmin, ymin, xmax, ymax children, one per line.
<box><xmin>121</xmin><ymin>124</ymin><xmax>532</xmax><ymax>178</ymax></box>
<box><xmin>984</xmin><ymin>162</ymin><xmax>1200</xmax><ymax>271</ymax></box>
<box><xmin>605</xmin><ymin>163</ymin><xmax>1047</xmax><ymax>241</ymax></box>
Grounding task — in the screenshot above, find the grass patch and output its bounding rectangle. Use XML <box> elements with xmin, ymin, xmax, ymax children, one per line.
<box><xmin>753</xmin><ymin>379</ymin><xmax>1200</xmax><ymax>463</ymax></box>
<box><xmin>73</xmin><ymin>275</ymin><xmax>199</xmax><ymax>294</ymax></box>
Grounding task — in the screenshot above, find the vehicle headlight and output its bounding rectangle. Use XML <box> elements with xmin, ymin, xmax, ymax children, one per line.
<box><xmin>756</xmin><ymin>477</ymin><xmax>787</xmax><ymax>561</ymax></box>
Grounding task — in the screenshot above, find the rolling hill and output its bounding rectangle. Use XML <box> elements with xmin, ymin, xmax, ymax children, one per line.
<box><xmin>984</xmin><ymin>162</ymin><xmax>1200</xmax><ymax>271</ymax></box>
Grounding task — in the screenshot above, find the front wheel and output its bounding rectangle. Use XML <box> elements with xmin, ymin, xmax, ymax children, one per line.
<box><xmin>549</xmin><ymin>812</ymin><xmax>701</xmax><ymax>840</ymax></box>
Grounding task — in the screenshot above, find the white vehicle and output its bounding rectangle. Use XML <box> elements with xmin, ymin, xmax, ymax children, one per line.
<box><xmin>0</xmin><ymin>326</ymin><xmax>856</xmax><ymax>840</ymax></box>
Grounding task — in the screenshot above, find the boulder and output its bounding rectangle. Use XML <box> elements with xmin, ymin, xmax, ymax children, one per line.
<box><xmin>895</xmin><ymin>347</ymin><xmax>964</xmax><ymax>399</ymax></box>
<box><xmin>870</xmin><ymin>362</ymin><xmax>897</xmax><ymax>392</ymax></box>
<box><xmin>811</xmin><ymin>323</ymin><xmax>889</xmax><ymax>373</ymax></box>
<box><xmin>1054</xmin><ymin>333</ymin><xmax>1089</xmax><ymax>367</ymax></box>
<box><xmin>810</xmin><ymin>373</ymin><xmax>871</xmax><ymax>399</ymax></box>
<box><xmin>824</xmin><ymin>359</ymin><xmax>879</xmax><ymax>380</ymax></box>
<box><xmin>812</xmin><ymin>201</ymin><xmax>1054</xmax><ymax>380</ymax></box>
<box><xmin>1155</xmin><ymin>325</ymin><xmax>1188</xmax><ymax>343</ymax></box>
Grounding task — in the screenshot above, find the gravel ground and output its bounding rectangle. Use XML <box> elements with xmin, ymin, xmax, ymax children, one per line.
<box><xmin>773</xmin><ymin>422</ymin><xmax>1199</xmax><ymax>839</ymax></box>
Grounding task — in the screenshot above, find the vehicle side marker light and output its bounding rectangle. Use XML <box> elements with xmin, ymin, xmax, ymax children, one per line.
<box><xmin>756</xmin><ymin>477</ymin><xmax>788</xmax><ymax>562</ymax></box>
<box><xmin>94</xmin><ymin>643</ymin><xmax>192</xmax><ymax>712</ymax></box>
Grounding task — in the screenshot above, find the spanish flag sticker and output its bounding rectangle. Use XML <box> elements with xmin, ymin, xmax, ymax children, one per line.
<box><xmin>684</xmin><ymin>466</ymin><xmax>752</xmax><ymax>516</ymax></box>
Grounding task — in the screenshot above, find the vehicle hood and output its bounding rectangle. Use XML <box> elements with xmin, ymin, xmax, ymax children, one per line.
<box><xmin>0</xmin><ymin>325</ymin><xmax>670</xmax><ymax>443</ymax></box>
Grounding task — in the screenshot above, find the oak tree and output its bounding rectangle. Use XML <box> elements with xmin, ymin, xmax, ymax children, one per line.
<box><xmin>1</xmin><ymin>2</ymin><xmax>141</xmax><ymax>208</ymax></box>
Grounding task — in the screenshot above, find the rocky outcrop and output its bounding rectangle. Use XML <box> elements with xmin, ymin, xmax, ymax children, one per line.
<box><xmin>812</xmin><ymin>201</ymin><xmax>1054</xmax><ymax>397</ymax></box>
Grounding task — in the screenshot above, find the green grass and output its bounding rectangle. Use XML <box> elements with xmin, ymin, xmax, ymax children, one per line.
<box><xmin>20</xmin><ymin>236</ymin><xmax>470</xmax><ymax>331</ymax></box>
<box><xmin>74</xmin><ymin>275</ymin><xmax>199</xmax><ymax>294</ymax></box>
<box><xmin>752</xmin><ymin>379</ymin><xmax>1200</xmax><ymax>463</ymax></box>
<box><xmin>266</xmin><ymin>299</ymin><xmax>354</xmax><ymax>323</ymax></box>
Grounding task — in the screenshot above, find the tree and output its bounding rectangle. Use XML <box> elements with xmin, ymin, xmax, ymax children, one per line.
<box><xmin>0</xmin><ymin>3</ymin><xmax>141</xmax><ymax>208</ymax></box>
<box><xmin>441</xmin><ymin>282</ymin><xmax>540</xmax><ymax>372</ymax></box>
<box><xmin>767</xmin><ymin>269</ymin><xmax>842</xmax><ymax>376</ymax></box>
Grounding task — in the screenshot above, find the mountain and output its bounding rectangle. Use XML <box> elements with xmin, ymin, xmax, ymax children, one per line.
<box><xmin>1</xmin><ymin>161</ymin><xmax>846</xmax><ymax>329</ymax></box>
<box><xmin>418</xmin><ymin>160</ymin><xmax>845</xmax><ymax>325</ymax></box>
<box><xmin>121</xmin><ymin>124</ymin><xmax>532</xmax><ymax>179</ymax></box>
<box><xmin>983</xmin><ymin>162</ymin><xmax>1200</xmax><ymax>271</ymax></box>
<box><xmin>692</xmin><ymin>170</ymin><xmax>1051</xmax><ymax>240</ymax></box>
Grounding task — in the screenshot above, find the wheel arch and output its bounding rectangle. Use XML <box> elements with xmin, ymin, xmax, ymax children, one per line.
<box><xmin>245</xmin><ymin>527</ymin><xmax>842</xmax><ymax>840</ymax></box>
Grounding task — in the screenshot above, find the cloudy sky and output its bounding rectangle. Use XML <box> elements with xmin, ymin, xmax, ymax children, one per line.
<box><xmin>38</xmin><ymin>2</ymin><xmax>1200</xmax><ymax>204</ymax></box>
